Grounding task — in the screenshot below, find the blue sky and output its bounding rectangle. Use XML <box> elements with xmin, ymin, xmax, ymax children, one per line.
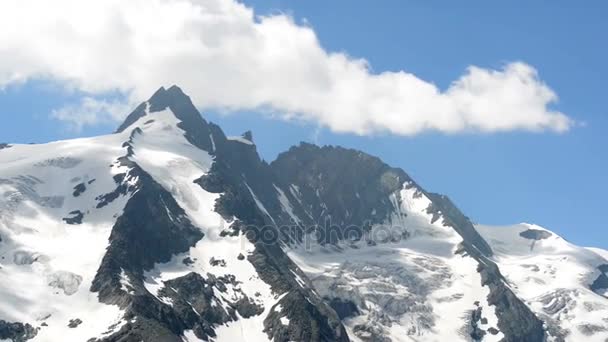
<box><xmin>1</xmin><ymin>1</ymin><xmax>606</xmax><ymax>248</ymax></box>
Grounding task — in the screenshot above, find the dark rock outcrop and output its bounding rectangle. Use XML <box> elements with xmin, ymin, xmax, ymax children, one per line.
<box><xmin>68</xmin><ymin>318</ymin><xmax>83</xmax><ymax>328</ymax></box>
<box><xmin>478</xmin><ymin>258</ymin><xmax>546</xmax><ymax>341</ymax></box>
<box><xmin>72</xmin><ymin>182</ymin><xmax>86</xmax><ymax>197</ymax></box>
<box><xmin>271</xmin><ymin>143</ymin><xmax>411</xmax><ymax>244</ymax></box>
<box><xmin>519</xmin><ymin>229</ymin><xmax>552</xmax><ymax>240</ymax></box>
<box><xmin>0</xmin><ymin>320</ymin><xmax>37</xmax><ymax>342</ymax></box>
<box><xmin>327</xmin><ymin>298</ymin><xmax>360</xmax><ymax>320</ymax></box>
<box><xmin>590</xmin><ymin>266</ymin><xmax>608</xmax><ymax>295</ymax></box>
<box><xmin>63</xmin><ymin>210</ymin><xmax>84</xmax><ymax>225</ymax></box>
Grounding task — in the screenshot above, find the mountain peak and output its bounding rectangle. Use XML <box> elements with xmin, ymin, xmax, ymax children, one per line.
<box><xmin>116</xmin><ymin>85</ymin><xmax>205</xmax><ymax>133</ymax></box>
<box><xmin>115</xmin><ymin>85</ymin><xmax>215</xmax><ymax>152</ymax></box>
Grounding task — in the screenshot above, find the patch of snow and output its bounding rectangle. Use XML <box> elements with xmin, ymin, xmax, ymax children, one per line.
<box><xmin>273</xmin><ymin>184</ymin><xmax>301</xmax><ymax>225</ymax></box>
<box><xmin>209</xmin><ymin>133</ymin><xmax>216</xmax><ymax>152</ymax></box>
<box><xmin>119</xmin><ymin>269</ymin><xmax>134</xmax><ymax>295</ymax></box>
<box><xmin>227</xmin><ymin>136</ymin><xmax>253</xmax><ymax>145</ymax></box>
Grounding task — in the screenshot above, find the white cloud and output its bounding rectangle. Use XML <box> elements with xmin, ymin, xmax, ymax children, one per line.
<box><xmin>0</xmin><ymin>0</ymin><xmax>573</xmax><ymax>135</ymax></box>
<box><xmin>50</xmin><ymin>97</ymin><xmax>131</xmax><ymax>132</ymax></box>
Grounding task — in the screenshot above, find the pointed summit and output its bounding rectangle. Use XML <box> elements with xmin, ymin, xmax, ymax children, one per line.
<box><xmin>116</xmin><ymin>85</ymin><xmax>214</xmax><ymax>152</ymax></box>
<box><xmin>116</xmin><ymin>85</ymin><xmax>208</xmax><ymax>133</ymax></box>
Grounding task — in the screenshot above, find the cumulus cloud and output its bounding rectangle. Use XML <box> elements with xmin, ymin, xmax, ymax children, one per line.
<box><xmin>0</xmin><ymin>0</ymin><xmax>573</xmax><ymax>135</ymax></box>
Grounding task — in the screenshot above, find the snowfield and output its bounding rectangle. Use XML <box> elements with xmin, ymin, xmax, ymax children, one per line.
<box><xmin>286</xmin><ymin>183</ymin><xmax>505</xmax><ymax>342</ymax></box>
<box><xmin>0</xmin><ymin>131</ymin><xmax>133</xmax><ymax>341</ymax></box>
<box><xmin>476</xmin><ymin>223</ymin><xmax>608</xmax><ymax>341</ymax></box>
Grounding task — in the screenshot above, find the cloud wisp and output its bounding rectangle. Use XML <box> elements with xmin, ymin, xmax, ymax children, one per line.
<box><xmin>0</xmin><ymin>0</ymin><xmax>572</xmax><ymax>135</ymax></box>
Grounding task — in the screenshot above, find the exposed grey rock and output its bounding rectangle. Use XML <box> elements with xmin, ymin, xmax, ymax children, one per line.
<box><xmin>182</xmin><ymin>257</ymin><xmax>195</xmax><ymax>266</ymax></box>
<box><xmin>271</xmin><ymin>143</ymin><xmax>411</xmax><ymax>244</ymax></box>
<box><xmin>328</xmin><ymin>298</ymin><xmax>360</xmax><ymax>319</ymax></box>
<box><xmin>478</xmin><ymin>259</ymin><xmax>545</xmax><ymax>342</ymax></box>
<box><xmin>519</xmin><ymin>229</ymin><xmax>552</xmax><ymax>240</ymax></box>
<box><xmin>487</xmin><ymin>327</ymin><xmax>499</xmax><ymax>335</ymax></box>
<box><xmin>209</xmin><ymin>257</ymin><xmax>226</xmax><ymax>267</ymax></box>
<box><xmin>67</xmin><ymin>319</ymin><xmax>82</xmax><ymax>328</ymax></box>
<box><xmin>467</xmin><ymin>305</ymin><xmax>487</xmax><ymax>341</ymax></box>
<box><xmin>95</xmin><ymin>172</ymin><xmax>136</xmax><ymax>209</ymax></box>
<box><xmin>62</xmin><ymin>210</ymin><xmax>84</xmax><ymax>225</ymax></box>
<box><xmin>0</xmin><ymin>320</ymin><xmax>37</xmax><ymax>341</ymax></box>
<box><xmin>591</xmin><ymin>271</ymin><xmax>608</xmax><ymax>295</ymax></box>
<box><xmin>72</xmin><ymin>182</ymin><xmax>86</xmax><ymax>197</ymax></box>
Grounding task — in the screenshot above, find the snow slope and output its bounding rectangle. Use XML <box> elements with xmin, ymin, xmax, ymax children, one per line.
<box><xmin>286</xmin><ymin>182</ymin><xmax>505</xmax><ymax>342</ymax></box>
<box><xmin>0</xmin><ymin>131</ymin><xmax>134</xmax><ymax>340</ymax></box>
<box><xmin>476</xmin><ymin>223</ymin><xmax>608</xmax><ymax>341</ymax></box>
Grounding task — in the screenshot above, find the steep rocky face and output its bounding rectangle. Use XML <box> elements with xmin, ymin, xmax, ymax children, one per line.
<box><xmin>270</xmin><ymin>143</ymin><xmax>492</xmax><ymax>255</ymax></box>
<box><xmin>271</xmin><ymin>143</ymin><xmax>410</xmax><ymax>240</ymax></box>
<box><xmin>591</xmin><ymin>266</ymin><xmax>608</xmax><ymax>295</ymax></box>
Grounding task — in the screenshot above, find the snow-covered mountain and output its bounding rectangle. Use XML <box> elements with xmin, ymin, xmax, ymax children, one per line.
<box><xmin>0</xmin><ymin>86</ymin><xmax>606</xmax><ymax>342</ymax></box>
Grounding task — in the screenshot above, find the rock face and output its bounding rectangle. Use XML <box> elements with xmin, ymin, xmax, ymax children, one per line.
<box><xmin>0</xmin><ymin>320</ymin><xmax>37</xmax><ymax>342</ymax></box>
<box><xmin>271</xmin><ymin>143</ymin><xmax>411</xmax><ymax>243</ymax></box>
<box><xmin>0</xmin><ymin>85</ymin><xmax>607</xmax><ymax>342</ymax></box>
<box><xmin>591</xmin><ymin>265</ymin><xmax>608</xmax><ymax>295</ymax></box>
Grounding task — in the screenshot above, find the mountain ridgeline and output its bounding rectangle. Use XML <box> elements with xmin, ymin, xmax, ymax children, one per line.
<box><xmin>0</xmin><ymin>86</ymin><xmax>607</xmax><ymax>342</ymax></box>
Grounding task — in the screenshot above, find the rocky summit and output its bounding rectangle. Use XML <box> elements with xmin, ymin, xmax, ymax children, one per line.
<box><xmin>0</xmin><ymin>86</ymin><xmax>607</xmax><ymax>342</ymax></box>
